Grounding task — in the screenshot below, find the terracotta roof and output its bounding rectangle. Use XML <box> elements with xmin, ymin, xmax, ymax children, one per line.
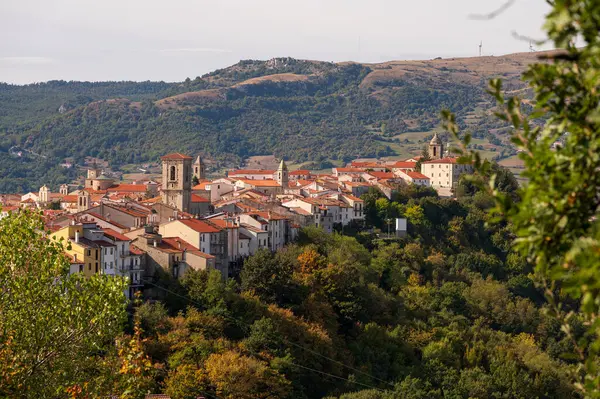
<box><xmin>342</xmin><ymin>194</ymin><xmax>363</xmax><ymax>202</ymax></box>
<box><xmin>107</xmin><ymin>184</ymin><xmax>147</xmax><ymax>193</ymax></box>
<box><xmin>191</xmin><ymin>194</ymin><xmax>210</xmax><ymax>203</ymax></box>
<box><xmin>102</xmin><ymin>228</ymin><xmax>131</xmax><ymax>242</ymax></box>
<box><xmin>237</xmin><ymin>179</ymin><xmax>281</xmax><ymax>188</ymax></box>
<box><xmin>229</xmin><ymin>169</ymin><xmax>275</xmax><ymax>175</ymax></box>
<box><xmin>368</xmin><ymin>171</ymin><xmax>395</xmax><ymax>179</ymax></box>
<box><xmin>334</xmin><ymin>167</ymin><xmax>365</xmax><ymax>173</ymax></box>
<box><xmin>351</xmin><ymin>161</ymin><xmax>383</xmax><ymax>168</ymax></box>
<box><xmin>248</xmin><ymin>211</ymin><xmax>288</xmax><ymax>221</ymax></box>
<box><xmin>288</xmin><ymin>207</ymin><xmax>312</xmax><ymax>216</ymax></box>
<box><xmin>130</xmin><ymin>245</ymin><xmax>145</xmax><ymax>256</ymax></box>
<box><xmin>162</xmin><ymin>237</ymin><xmax>215</xmax><ymax>259</ymax></box>
<box><xmin>405</xmin><ymin>171</ymin><xmax>430</xmax><ymax>179</ymax></box>
<box><xmin>422</xmin><ymin>157</ymin><xmax>459</xmax><ymax>164</ymax></box>
<box><xmin>192</xmin><ymin>180</ymin><xmax>211</xmax><ymax>190</ymax></box>
<box><xmin>290</xmin><ymin>170</ymin><xmax>311</xmax><ymax>175</ymax></box>
<box><xmin>391</xmin><ymin>161</ymin><xmax>417</xmax><ymax>169</ymax></box>
<box><xmin>160</xmin><ymin>153</ymin><xmax>192</xmax><ymax>160</ymax></box>
<box><xmin>207</xmin><ymin>219</ymin><xmax>239</xmax><ymax>229</ymax></box>
<box><xmin>178</xmin><ymin>218</ymin><xmax>221</xmax><ymax>233</ymax></box>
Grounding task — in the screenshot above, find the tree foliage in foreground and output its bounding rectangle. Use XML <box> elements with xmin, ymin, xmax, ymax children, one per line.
<box><xmin>0</xmin><ymin>209</ymin><xmax>143</xmax><ymax>398</ymax></box>
<box><xmin>443</xmin><ymin>1</ymin><xmax>600</xmax><ymax>396</ymax></box>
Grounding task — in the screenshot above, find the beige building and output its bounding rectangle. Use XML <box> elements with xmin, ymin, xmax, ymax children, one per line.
<box><xmin>421</xmin><ymin>158</ymin><xmax>473</xmax><ymax>189</ymax></box>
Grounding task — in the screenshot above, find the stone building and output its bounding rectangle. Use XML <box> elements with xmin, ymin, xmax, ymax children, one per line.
<box><xmin>161</xmin><ymin>153</ymin><xmax>193</xmax><ymax>213</ymax></box>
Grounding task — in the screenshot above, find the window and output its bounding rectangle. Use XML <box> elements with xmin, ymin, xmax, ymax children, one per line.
<box><xmin>79</xmin><ymin>265</ymin><xmax>83</xmax><ymax>273</ymax></box>
<box><xmin>88</xmin><ymin>263</ymin><xmax>91</xmax><ymax>271</ymax></box>
<box><xmin>104</xmin><ymin>262</ymin><xmax>107</xmax><ymax>270</ymax></box>
<box><xmin>110</xmin><ymin>248</ymin><xmax>113</xmax><ymax>255</ymax></box>
<box><xmin>87</xmin><ymin>250</ymin><xmax>91</xmax><ymax>256</ymax></box>
<box><xmin>170</xmin><ymin>165</ymin><xmax>176</xmax><ymax>181</ymax></box>
<box><xmin>95</xmin><ymin>263</ymin><xmax>98</xmax><ymax>273</ymax></box>
<box><xmin>110</xmin><ymin>261</ymin><xmax>113</xmax><ymax>269</ymax></box>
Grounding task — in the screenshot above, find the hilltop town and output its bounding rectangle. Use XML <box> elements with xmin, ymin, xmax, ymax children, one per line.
<box><xmin>0</xmin><ymin>134</ymin><xmax>471</xmax><ymax>297</ymax></box>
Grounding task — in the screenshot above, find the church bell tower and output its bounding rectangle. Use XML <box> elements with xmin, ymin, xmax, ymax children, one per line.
<box><xmin>161</xmin><ymin>153</ymin><xmax>193</xmax><ymax>212</ymax></box>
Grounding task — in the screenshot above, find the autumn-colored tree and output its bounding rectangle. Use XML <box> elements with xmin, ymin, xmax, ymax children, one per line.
<box><xmin>205</xmin><ymin>350</ymin><xmax>291</xmax><ymax>399</ymax></box>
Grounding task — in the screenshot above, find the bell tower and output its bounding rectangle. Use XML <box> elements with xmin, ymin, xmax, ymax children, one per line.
<box><xmin>276</xmin><ymin>159</ymin><xmax>288</xmax><ymax>189</ymax></box>
<box><xmin>428</xmin><ymin>133</ymin><xmax>444</xmax><ymax>160</ymax></box>
<box><xmin>161</xmin><ymin>153</ymin><xmax>193</xmax><ymax>212</ymax></box>
<box><xmin>77</xmin><ymin>190</ymin><xmax>90</xmax><ymax>212</ymax></box>
<box><xmin>193</xmin><ymin>155</ymin><xmax>205</xmax><ymax>181</ymax></box>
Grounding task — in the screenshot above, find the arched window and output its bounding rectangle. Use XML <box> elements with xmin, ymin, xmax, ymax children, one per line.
<box><xmin>170</xmin><ymin>165</ymin><xmax>176</xmax><ymax>181</ymax></box>
<box><xmin>433</xmin><ymin>147</ymin><xmax>437</xmax><ymax>157</ymax></box>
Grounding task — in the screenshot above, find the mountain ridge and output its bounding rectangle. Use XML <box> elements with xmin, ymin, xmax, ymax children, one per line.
<box><xmin>0</xmin><ymin>50</ymin><xmax>551</xmax><ymax>192</ymax></box>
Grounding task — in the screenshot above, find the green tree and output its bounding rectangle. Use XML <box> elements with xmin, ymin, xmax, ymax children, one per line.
<box><xmin>443</xmin><ymin>1</ymin><xmax>600</xmax><ymax>394</ymax></box>
<box><xmin>0</xmin><ymin>209</ymin><xmax>128</xmax><ymax>398</ymax></box>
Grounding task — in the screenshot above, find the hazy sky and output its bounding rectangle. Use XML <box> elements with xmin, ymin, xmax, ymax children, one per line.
<box><xmin>0</xmin><ymin>0</ymin><xmax>551</xmax><ymax>84</ymax></box>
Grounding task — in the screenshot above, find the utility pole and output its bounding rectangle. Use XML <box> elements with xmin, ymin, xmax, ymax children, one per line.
<box><xmin>479</xmin><ymin>41</ymin><xmax>483</xmax><ymax>57</ymax></box>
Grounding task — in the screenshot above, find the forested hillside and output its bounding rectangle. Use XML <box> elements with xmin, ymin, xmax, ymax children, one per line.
<box><xmin>127</xmin><ymin>182</ymin><xmax>578</xmax><ymax>398</ymax></box>
<box><xmin>0</xmin><ymin>52</ymin><xmax>544</xmax><ymax>192</ymax></box>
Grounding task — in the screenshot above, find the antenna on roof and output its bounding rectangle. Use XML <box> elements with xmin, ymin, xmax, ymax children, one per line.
<box><xmin>529</xmin><ymin>41</ymin><xmax>535</xmax><ymax>52</ymax></box>
<box><xmin>479</xmin><ymin>41</ymin><xmax>483</xmax><ymax>57</ymax></box>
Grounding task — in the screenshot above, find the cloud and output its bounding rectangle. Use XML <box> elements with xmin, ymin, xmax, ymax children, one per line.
<box><xmin>0</xmin><ymin>56</ymin><xmax>55</xmax><ymax>66</ymax></box>
<box><xmin>159</xmin><ymin>48</ymin><xmax>232</xmax><ymax>54</ymax></box>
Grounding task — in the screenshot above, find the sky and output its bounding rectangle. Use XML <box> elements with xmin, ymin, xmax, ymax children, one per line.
<box><xmin>0</xmin><ymin>0</ymin><xmax>552</xmax><ymax>84</ymax></box>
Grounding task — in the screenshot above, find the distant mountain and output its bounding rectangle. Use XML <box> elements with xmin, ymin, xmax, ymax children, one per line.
<box><xmin>0</xmin><ymin>51</ymin><xmax>548</xmax><ymax>193</ymax></box>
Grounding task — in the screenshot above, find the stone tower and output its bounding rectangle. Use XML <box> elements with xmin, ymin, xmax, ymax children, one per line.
<box><xmin>161</xmin><ymin>153</ymin><xmax>193</xmax><ymax>212</ymax></box>
<box><xmin>77</xmin><ymin>190</ymin><xmax>90</xmax><ymax>212</ymax></box>
<box><xmin>60</xmin><ymin>184</ymin><xmax>69</xmax><ymax>196</ymax></box>
<box><xmin>193</xmin><ymin>155</ymin><xmax>205</xmax><ymax>181</ymax></box>
<box><xmin>39</xmin><ymin>185</ymin><xmax>50</xmax><ymax>204</ymax></box>
<box><xmin>86</xmin><ymin>162</ymin><xmax>102</xmax><ymax>188</ymax></box>
<box><xmin>275</xmin><ymin>159</ymin><xmax>289</xmax><ymax>188</ymax></box>
<box><xmin>428</xmin><ymin>133</ymin><xmax>444</xmax><ymax>160</ymax></box>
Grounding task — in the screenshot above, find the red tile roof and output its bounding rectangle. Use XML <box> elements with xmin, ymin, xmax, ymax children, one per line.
<box><xmin>130</xmin><ymin>245</ymin><xmax>146</xmax><ymax>256</ymax></box>
<box><xmin>334</xmin><ymin>167</ymin><xmax>365</xmax><ymax>173</ymax></box>
<box><xmin>107</xmin><ymin>184</ymin><xmax>147</xmax><ymax>193</ymax></box>
<box><xmin>391</xmin><ymin>161</ymin><xmax>417</xmax><ymax>169</ymax></box>
<box><xmin>102</xmin><ymin>228</ymin><xmax>131</xmax><ymax>242</ymax></box>
<box><xmin>290</xmin><ymin>170</ymin><xmax>311</xmax><ymax>175</ymax></box>
<box><xmin>236</xmin><ymin>179</ymin><xmax>281</xmax><ymax>187</ymax></box>
<box><xmin>161</xmin><ymin>153</ymin><xmax>192</xmax><ymax>160</ymax></box>
<box><xmin>422</xmin><ymin>157</ymin><xmax>459</xmax><ymax>164</ymax></box>
<box><xmin>191</xmin><ymin>194</ymin><xmax>210</xmax><ymax>203</ymax></box>
<box><xmin>162</xmin><ymin>237</ymin><xmax>215</xmax><ymax>259</ymax></box>
<box><xmin>229</xmin><ymin>169</ymin><xmax>275</xmax><ymax>175</ymax></box>
<box><xmin>405</xmin><ymin>171</ymin><xmax>430</xmax><ymax>179</ymax></box>
<box><xmin>178</xmin><ymin>218</ymin><xmax>221</xmax><ymax>233</ymax></box>
<box><xmin>368</xmin><ymin>171</ymin><xmax>395</xmax><ymax>179</ymax></box>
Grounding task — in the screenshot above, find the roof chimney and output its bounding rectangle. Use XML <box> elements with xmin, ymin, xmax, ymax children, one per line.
<box><xmin>74</xmin><ymin>254</ymin><xmax>77</xmax><ymax>262</ymax></box>
<box><xmin>75</xmin><ymin>231</ymin><xmax>79</xmax><ymax>243</ymax></box>
<box><xmin>153</xmin><ymin>240</ymin><xmax>157</xmax><ymax>248</ymax></box>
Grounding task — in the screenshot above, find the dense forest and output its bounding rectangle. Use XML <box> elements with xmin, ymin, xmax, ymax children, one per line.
<box><xmin>112</xmin><ymin>177</ymin><xmax>576</xmax><ymax>399</ymax></box>
<box><xmin>2</xmin><ymin>175</ymin><xmax>582</xmax><ymax>398</ymax></box>
<box><xmin>0</xmin><ymin>54</ymin><xmax>537</xmax><ymax>192</ymax></box>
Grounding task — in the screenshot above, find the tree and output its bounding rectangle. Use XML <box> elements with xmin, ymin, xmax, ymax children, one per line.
<box><xmin>240</xmin><ymin>248</ymin><xmax>296</xmax><ymax>305</ymax></box>
<box><xmin>205</xmin><ymin>350</ymin><xmax>291</xmax><ymax>399</ymax></box>
<box><xmin>0</xmin><ymin>209</ymin><xmax>128</xmax><ymax>397</ymax></box>
<box><xmin>443</xmin><ymin>1</ymin><xmax>600</xmax><ymax>394</ymax></box>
